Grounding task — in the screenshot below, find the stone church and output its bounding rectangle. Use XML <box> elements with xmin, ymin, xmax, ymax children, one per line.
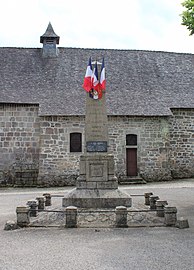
<box><xmin>0</xmin><ymin>23</ymin><xmax>194</xmax><ymax>187</ymax></box>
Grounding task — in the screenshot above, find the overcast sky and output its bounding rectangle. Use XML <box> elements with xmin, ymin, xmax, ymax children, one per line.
<box><xmin>0</xmin><ymin>0</ymin><xmax>193</xmax><ymax>53</ymax></box>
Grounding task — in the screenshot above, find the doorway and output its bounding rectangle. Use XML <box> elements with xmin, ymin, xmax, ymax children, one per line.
<box><xmin>126</xmin><ymin>148</ymin><xmax>137</xmax><ymax>176</ymax></box>
<box><xmin>126</xmin><ymin>134</ymin><xmax>138</xmax><ymax>176</ymax></box>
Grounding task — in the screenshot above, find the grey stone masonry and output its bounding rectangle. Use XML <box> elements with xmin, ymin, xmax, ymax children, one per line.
<box><xmin>108</xmin><ymin>115</ymin><xmax>172</xmax><ymax>182</ymax></box>
<box><xmin>149</xmin><ymin>195</ymin><xmax>159</xmax><ymax>210</ymax></box>
<box><xmin>43</xmin><ymin>193</ymin><xmax>52</xmax><ymax>206</ymax></box>
<box><xmin>1</xmin><ymin>105</ymin><xmax>194</xmax><ymax>187</ymax></box>
<box><xmin>26</xmin><ymin>200</ymin><xmax>38</xmax><ymax>217</ymax></box>
<box><xmin>164</xmin><ymin>206</ymin><xmax>177</xmax><ymax>226</ymax></box>
<box><xmin>38</xmin><ymin>115</ymin><xmax>85</xmax><ymax>186</ymax></box>
<box><xmin>115</xmin><ymin>206</ymin><xmax>128</xmax><ymax>228</ymax></box>
<box><xmin>85</xmin><ymin>93</ymin><xmax>108</xmax><ymax>144</ymax></box>
<box><xmin>16</xmin><ymin>206</ymin><xmax>30</xmax><ymax>227</ymax></box>
<box><xmin>156</xmin><ymin>200</ymin><xmax>168</xmax><ymax>217</ymax></box>
<box><xmin>176</xmin><ymin>218</ymin><xmax>189</xmax><ymax>229</ymax></box>
<box><xmin>65</xmin><ymin>206</ymin><xmax>78</xmax><ymax>228</ymax></box>
<box><xmin>77</xmin><ymin>154</ymin><xmax>118</xmax><ymax>190</ymax></box>
<box><xmin>36</xmin><ymin>196</ymin><xmax>45</xmax><ymax>211</ymax></box>
<box><xmin>144</xmin><ymin>192</ymin><xmax>153</xmax><ymax>205</ymax></box>
<box><xmin>170</xmin><ymin>109</ymin><xmax>194</xmax><ymax>179</ymax></box>
<box><xmin>0</xmin><ymin>104</ymin><xmax>40</xmax><ymax>187</ymax></box>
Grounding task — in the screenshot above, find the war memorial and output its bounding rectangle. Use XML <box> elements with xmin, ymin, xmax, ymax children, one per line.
<box><xmin>62</xmin><ymin>59</ymin><xmax>132</xmax><ymax>209</ymax></box>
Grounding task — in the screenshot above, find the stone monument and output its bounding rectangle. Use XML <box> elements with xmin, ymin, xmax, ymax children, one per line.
<box><xmin>62</xmin><ymin>60</ymin><xmax>131</xmax><ymax>208</ymax></box>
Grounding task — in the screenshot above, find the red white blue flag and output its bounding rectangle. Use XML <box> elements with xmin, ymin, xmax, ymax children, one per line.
<box><xmin>100</xmin><ymin>57</ymin><xmax>106</xmax><ymax>90</ymax></box>
<box><xmin>82</xmin><ymin>57</ymin><xmax>93</xmax><ymax>92</ymax></box>
<box><xmin>92</xmin><ymin>61</ymin><xmax>100</xmax><ymax>90</ymax></box>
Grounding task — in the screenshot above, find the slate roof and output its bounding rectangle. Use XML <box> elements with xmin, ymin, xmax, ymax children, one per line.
<box><xmin>0</xmin><ymin>46</ymin><xmax>194</xmax><ymax>116</ymax></box>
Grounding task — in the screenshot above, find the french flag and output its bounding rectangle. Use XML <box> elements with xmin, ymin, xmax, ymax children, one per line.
<box><xmin>82</xmin><ymin>57</ymin><xmax>93</xmax><ymax>92</ymax></box>
<box><xmin>92</xmin><ymin>61</ymin><xmax>100</xmax><ymax>90</ymax></box>
<box><xmin>100</xmin><ymin>57</ymin><xmax>106</xmax><ymax>90</ymax></box>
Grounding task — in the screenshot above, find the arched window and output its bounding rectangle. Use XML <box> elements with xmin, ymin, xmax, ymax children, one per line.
<box><xmin>70</xmin><ymin>132</ymin><xmax>82</xmax><ymax>152</ymax></box>
<box><xmin>126</xmin><ymin>134</ymin><xmax>137</xmax><ymax>146</ymax></box>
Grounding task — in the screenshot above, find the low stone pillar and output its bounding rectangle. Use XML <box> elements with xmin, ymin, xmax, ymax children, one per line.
<box><xmin>156</xmin><ymin>200</ymin><xmax>168</xmax><ymax>217</ymax></box>
<box><xmin>149</xmin><ymin>195</ymin><xmax>159</xmax><ymax>210</ymax></box>
<box><xmin>36</xmin><ymin>196</ymin><xmax>45</xmax><ymax>211</ymax></box>
<box><xmin>27</xmin><ymin>200</ymin><xmax>38</xmax><ymax>217</ymax></box>
<box><xmin>43</xmin><ymin>193</ymin><xmax>51</xmax><ymax>206</ymax></box>
<box><xmin>115</xmin><ymin>206</ymin><xmax>128</xmax><ymax>228</ymax></box>
<box><xmin>65</xmin><ymin>206</ymin><xmax>78</xmax><ymax>228</ymax></box>
<box><xmin>176</xmin><ymin>218</ymin><xmax>189</xmax><ymax>229</ymax></box>
<box><xmin>164</xmin><ymin>206</ymin><xmax>177</xmax><ymax>226</ymax></box>
<box><xmin>16</xmin><ymin>206</ymin><xmax>30</xmax><ymax>227</ymax></box>
<box><xmin>144</xmin><ymin>192</ymin><xmax>153</xmax><ymax>205</ymax></box>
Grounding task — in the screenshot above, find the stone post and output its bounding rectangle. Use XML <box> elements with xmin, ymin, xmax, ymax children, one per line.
<box><xmin>149</xmin><ymin>195</ymin><xmax>159</xmax><ymax>210</ymax></box>
<box><xmin>36</xmin><ymin>196</ymin><xmax>45</xmax><ymax>211</ymax></box>
<box><xmin>156</xmin><ymin>200</ymin><xmax>168</xmax><ymax>217</ymax></box>
<box><xmin>115</xmin><ymin>206</ymin><xmax>128</xmax><ymax>228</ymax></box>
<box><xmin>27</xmin><ymin>200</ymin><xmax>38</xmax><ymax>217</ymax></box>
<box><xmin>176</xmin><ymin>217</ymin><xmax>189</xmax><ymax>229</ymax></box>
<box><xmin>43</xmin><ymin>193</ymin><xmax>52</xmax><ymax>206</ymax></box>
<box><xmin>164</xmin><ymin>206</ymin><xmax>177</xmax><ymax>226</ymax></box>
<box><xmin>144</xmin><ymin>192</ymin><xmax>153</xmax><ymax>205</ymax></box>
<box><xmin>16</xmin><ymin>206</ymin><xmax>30</xmax><ymax>227</ymax></box>
<box><xmin>65</xmin><ymin>206</ymin><xmax>78</xmax><ymax>228</ymax></box>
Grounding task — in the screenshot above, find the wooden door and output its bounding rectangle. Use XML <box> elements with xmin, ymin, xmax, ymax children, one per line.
<box><xmin>126</xmin><ymin>148</ymin><xmax>137</xmax><ymax>176</ymax></box>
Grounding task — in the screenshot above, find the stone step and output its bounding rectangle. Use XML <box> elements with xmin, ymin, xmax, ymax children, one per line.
<box><xmin>118</xmin><ymin>177</ymin><xmax>146</xmax><ymax>185</ymax></box>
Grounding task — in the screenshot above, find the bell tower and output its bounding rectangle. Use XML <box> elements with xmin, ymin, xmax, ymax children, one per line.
<box><xmin>40</xmin><ymin>22</ymin><xmax>60</xmax><ymax>58</ymax></box>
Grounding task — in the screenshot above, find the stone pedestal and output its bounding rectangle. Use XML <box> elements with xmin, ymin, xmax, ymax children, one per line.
<box><xmin>27</xmin><ymin>200</ymin><xmax>38</xmax><ymax>217</ymax></box>
<box><xmin>65</xmin><ymin>206</ymin><xmax>78</xmax><ymax>228</ymax></box>
<box><xmin>16</xmin><ymin>206</ymin><xmax>30</xmax><ymax>227</ymax></box>
<box><xmin>36</xmin><ymin>196</ymin><xmax>45</xmax><ymax>211</ymax></box>
<box><xmin>164</xmin><ymin>206</ymin><xmax>177</xmax><ymax>226</ymax></box>
<box><xmin>43</xmin><ymin>193</ymin><xmax>52</xmax><ymax>206</ymax></box>
<box><xmin>62</xmin><ymin>153</ymin><xmax>131</xmax><ymax>208</ymax></box>
<box><xmin>115</xmin><ymin>206</ymin><xmax>128</xmax><ymax>228</ymax></box>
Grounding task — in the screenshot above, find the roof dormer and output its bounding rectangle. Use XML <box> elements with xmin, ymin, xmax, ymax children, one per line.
<box><xmin>40</xmin><ymin>22</ymin><xmax>60</xmax><ymax>58</ymax></box>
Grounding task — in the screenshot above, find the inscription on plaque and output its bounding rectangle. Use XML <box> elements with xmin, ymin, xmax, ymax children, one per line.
<box><xmin>86</xmin><ymin>141</ymin><xmax>107</xmax><ymax>152</ymax></box>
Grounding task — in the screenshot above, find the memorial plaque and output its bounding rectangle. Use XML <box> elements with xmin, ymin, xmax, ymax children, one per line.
<box><xmin>86</xmin><ymin>141</ymin><xmax>107</xmax><ymax>152</ymax></box>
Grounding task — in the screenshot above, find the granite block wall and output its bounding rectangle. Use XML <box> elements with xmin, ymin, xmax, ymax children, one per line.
<box><xmin>0</xmin><ymin>104</ymin><xmax>193</xmax><ymax>187</ymax></box>
<box><xmin>169</xmin><ymin>109</ymin><xmax>194</xmax><ymax>178</ymax></box>
<box><xmin>0</xmin><ymin>104</ymin><xmax>40</xmax><ymax>186</ymax></box>
<box><xmin>108</xmin><ymin>116</ymin><xmax>171</xmax><ymax>181</ymax></box>
<box><xmin>37</xmin><ymin>116</ymin><xmax>85</xmax><ymax>186</ymax></box>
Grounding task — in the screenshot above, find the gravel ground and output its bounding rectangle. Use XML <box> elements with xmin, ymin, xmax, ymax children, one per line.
<box><xmin>0</xmin><ymin>179</ymin><xmax>194</xmax><ymax>270</ymax></box>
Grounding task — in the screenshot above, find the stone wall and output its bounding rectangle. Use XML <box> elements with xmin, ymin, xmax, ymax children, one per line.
<box><xmin>0</xmin><ymin>104</ymin><xmax>40</xmax><ymax>186</ymax></box>
<box><xmin>0</xmin><ymin>105</ymin><xmax>193</xmax><ymax>187</ymax></box>
<box><xmin>169</xmin><ymin>109</ymin><xmax>194</xmax><ymax>178</ymax></box>
<box><xmin>108</xmin><ymin>116</ymin><xmax>171</xmax><ymax>181</ymax></box>
<box><xmin>38</xmin><ymin>116</ymin><xmax>85</xmax><ymax>186</ymax></box>
<box><xmin>38</xmin><ymin>115</ymin><xmax>172</xmax><ymax>185</ymax></box>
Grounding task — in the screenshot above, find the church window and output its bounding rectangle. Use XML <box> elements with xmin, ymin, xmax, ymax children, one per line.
<box><xmin>126</xmin><ymin>134</ymin><xmax>137</xmax><ymax>146</ymax></box>
<box><xmin>70</xmin><ymin>132</ymin><xmax>82</xmax><ymax>152</ymax></box>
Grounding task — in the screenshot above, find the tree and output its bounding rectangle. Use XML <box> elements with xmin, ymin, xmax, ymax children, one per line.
<box><xmin>181</xmin><ymin>0</ymin><xmax>194</xmax><ymax>35</ymax></box>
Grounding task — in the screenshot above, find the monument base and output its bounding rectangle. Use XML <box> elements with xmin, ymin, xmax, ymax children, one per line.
<box><xmin>62</xmin><ymin>188</ymin><xmax>132</xmax><ymax>208</ymax></box>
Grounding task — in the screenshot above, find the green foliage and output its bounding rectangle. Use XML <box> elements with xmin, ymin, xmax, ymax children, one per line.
<box><xmin>181</xmin><ymin>0</ymin><xmax>194</xmax><ymax>35</ymax></box>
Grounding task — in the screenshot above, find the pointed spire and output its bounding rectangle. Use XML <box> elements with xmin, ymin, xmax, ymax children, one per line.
<box><xmin>40</xmin><ymin>22</ymin><xmax>60</xmax><ymax>44</ymax></box>
<box><xmin>40</xmin><ymin>22</ymin><xmax>60</xmax><ymax>58</ymax></box>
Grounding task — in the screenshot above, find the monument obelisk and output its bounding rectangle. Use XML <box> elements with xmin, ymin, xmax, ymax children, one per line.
<box><xmin>62</xmin><ymin>59</ymin><xmax>131</xmax><ymax>208</ymax></box>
